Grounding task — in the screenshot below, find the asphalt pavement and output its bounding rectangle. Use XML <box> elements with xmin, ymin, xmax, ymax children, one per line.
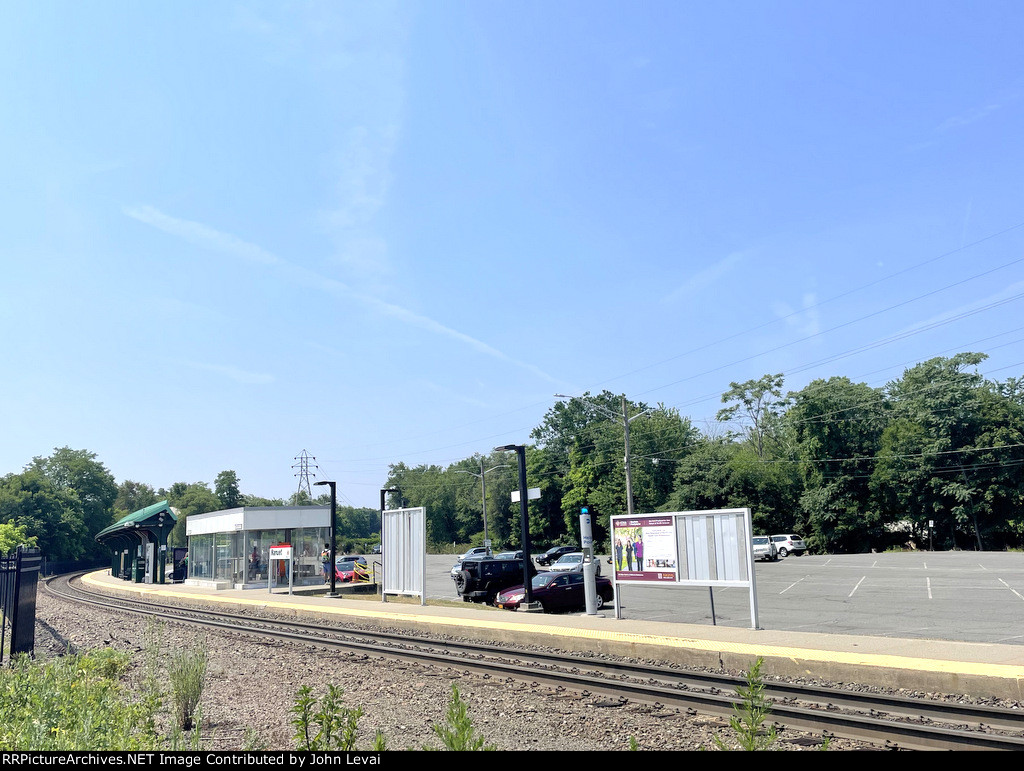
<box><xmin>424</xmin><ymin>550</ymin><xmax>1024</xmax><ymax>645</ymax></box>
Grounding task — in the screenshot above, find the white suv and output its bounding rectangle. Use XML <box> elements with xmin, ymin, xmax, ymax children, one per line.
<box><xmin>769</xmin><ymin>534</ymin><xmax>806</xmax><ymax>557</ymax></box>
<box><xmin>752</xmin><ymin>536</ymin><xmax>778</xmax><ymax>561</ymax></box>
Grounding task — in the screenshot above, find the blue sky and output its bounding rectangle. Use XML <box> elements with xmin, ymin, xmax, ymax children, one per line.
<box><xmin>2</xmin><ymin>1</ymin><xmax>1023</xmax><ymax>509</ymax></box>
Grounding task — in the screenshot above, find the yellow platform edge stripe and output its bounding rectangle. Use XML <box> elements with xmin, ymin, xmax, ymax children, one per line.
<box><xmin>81</xmin><ymin>572</ymin><xmax>1024</xmax><ymax>680</ymax></box>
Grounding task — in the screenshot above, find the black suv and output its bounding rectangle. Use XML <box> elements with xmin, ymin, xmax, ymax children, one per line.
<box><xmin>535</xmin><ymin>545</ymin><xmax>578</xmax><ymax>566</ymax></box>
<box><xmin>453</xmin><ymin>557</ymin><xmax>537</xmax><ymax>604</ymax></box>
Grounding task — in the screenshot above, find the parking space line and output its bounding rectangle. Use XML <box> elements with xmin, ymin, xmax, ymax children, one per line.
<box><xmin>780</xmin><ymin>576</ymin><xmax>807</xmax><ymax>594</ymax></box>
<box><xmin>998</xmin><ymin>578</ymin><xmax>1024</xmax><ymax>602</ymax></box>
<box><xmin>849</xmin><ymin>576</ymin><xmax>866</xmax><ymax>597</ymax></box>
<box><xmin>927</xmin><ymin>577</ymin><xmax>932</xmax><ymax>599</ymax></box>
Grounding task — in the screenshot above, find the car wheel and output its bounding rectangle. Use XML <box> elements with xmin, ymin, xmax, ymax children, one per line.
<box><xmin>454</xmin><ymin>570</ymin><xmax>470</xmax><ymax>594</ymax></box>
<box><xmin>594</xmin><ymin>594</ymin><xmax>606</xmax><ymax>610</ymax></box>
<box><xmin>778</xmin><ymin>547</ymin><xmax>788</xmax><ymax>558</ymax></box>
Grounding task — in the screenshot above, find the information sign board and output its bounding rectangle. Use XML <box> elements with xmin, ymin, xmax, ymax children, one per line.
<box><xmin>610</xmin><ymin>508</ymin><xmax>759</xmax><ymax>627</ymax></box>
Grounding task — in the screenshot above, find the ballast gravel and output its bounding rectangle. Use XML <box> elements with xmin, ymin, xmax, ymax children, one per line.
<box><xmin>33</xmin><ymin>588</ymin><xmax>880</xmax><ymax>752</ymax></box>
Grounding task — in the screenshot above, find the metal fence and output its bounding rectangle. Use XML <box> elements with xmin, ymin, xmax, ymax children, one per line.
<box><xmin>0</xmin><ymin>547</ymin><xmax>42</xmax><ymax>663</ymax></box>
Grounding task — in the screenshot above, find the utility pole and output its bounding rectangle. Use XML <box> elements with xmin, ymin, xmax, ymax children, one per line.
<box><xmin>622</xmin><ymin>395</ymin><xmax>635</xmax><ymax>517</ymax></box>
<box><xmin>455</xmin><ymin>459</ymin><xmax>509</xmax><ymax>554</ymax></box>
<box><xmin>292</xmin><ymin>450</ymin><xmax>318</xmax><ymax>502</ymax></box>
<box><xmin>554</xmin><ymin>394</ymin><xmax>651</xmax><ymax>519</ymax></box>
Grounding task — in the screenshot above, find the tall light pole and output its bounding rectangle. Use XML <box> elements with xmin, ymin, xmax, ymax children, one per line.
<box><xmin>314</xmin><ymin>480</ymin><xmax>338</xmax><ymax>597</ymax></box>
<box><xmin>554</xmin><ymin>394</ymin><xmax>652</xmax><ymax>517</ymax></box>
<box><xmin>494</xmin><ymin>443</ymin><xmax>535</xmax><ymax>607</ymax></box>
<box><xmin>455</xmin><ymin>460</ymin><xmax>508</xmax><ymax>554</ymax></box>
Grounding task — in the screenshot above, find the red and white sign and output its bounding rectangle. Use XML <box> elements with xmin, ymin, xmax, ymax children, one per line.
<box><xmin>269</xmin><ymin>544</ymin><xmax>292</xmax><ymax>560</ymax></box>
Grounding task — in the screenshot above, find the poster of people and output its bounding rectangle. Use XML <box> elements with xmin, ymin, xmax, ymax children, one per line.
<box><xmin>611</xmin><ymin>516</ymin><xmax>677</xmax><ymax>582</ymax></box>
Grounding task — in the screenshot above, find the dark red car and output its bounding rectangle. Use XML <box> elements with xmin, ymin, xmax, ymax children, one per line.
<box><xmin>494</xmin><ymin>572</ymin><xmax>614</xmax><ymax>612</ymax></box>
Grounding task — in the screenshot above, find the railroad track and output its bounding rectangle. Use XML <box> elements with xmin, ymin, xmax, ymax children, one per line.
<box><xmin>46</xmin><ymin>574</ymin><xmax>1024</xmax><ymax>751</ymax></box>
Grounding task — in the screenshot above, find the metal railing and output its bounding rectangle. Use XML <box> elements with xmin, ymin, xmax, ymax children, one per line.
<box><xmin>0</xmin><ymin>547</ymin><xmax>42</xmax><ymax>663</ymax></box>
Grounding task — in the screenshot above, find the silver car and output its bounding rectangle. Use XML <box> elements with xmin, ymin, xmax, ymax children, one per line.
<box><xmin>547</xmin><ymin>552</ymin><xmax>602</xmax><ymax>576</ymax></box>
<box><xmin>752</xmin><ymin>536</ymin><xmax>778</xmax><ymax>562</ymax></box>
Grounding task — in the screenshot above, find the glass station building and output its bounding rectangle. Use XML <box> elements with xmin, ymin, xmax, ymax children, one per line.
<box><xmin>186</xmin><ymin>505</ymin><xmax>330</xmax><ymax>589</ymax></box>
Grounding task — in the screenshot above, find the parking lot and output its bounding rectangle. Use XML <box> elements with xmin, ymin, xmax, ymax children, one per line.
<box><xmin>423</xmin><ymin>551</ymin><xmax>1024</xmax><ymax>645</ymax></box>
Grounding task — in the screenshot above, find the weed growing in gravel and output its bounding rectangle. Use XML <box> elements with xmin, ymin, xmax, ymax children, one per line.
<box><xmin>168</xmin><ymin>638</ymin><xmax>209</xmax><ymax>732</ymax></box>
<box><xmin>291</xmin><ymin>681</ymin><xmax>494</xmax><ymax>751</ymax></box>
<box><xmin>427</xmin><ymin>684</ymin><xmax>496</xmax><ymax>751</ymax></box>
<box><xmin>291</xmin><ymin>684</ymin><xmax>365</xmax><ymax>750</ymax></box>
<box><xmin>712</xmin><ymin>657</ymin><xmax>779</xmax><ymax>751</ymax></box>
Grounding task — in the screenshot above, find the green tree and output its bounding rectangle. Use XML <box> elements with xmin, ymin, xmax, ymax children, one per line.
<box><xmin>787</xmin><ymin>377</ymin><xmax>888</xmax><ymax>553</ymax></box>
<box><xmin>28</xmin><ymin>447</ymin><xmax>117</xmax><ymax>556</ymax></box>
<box><xmin>114</xmin><ymin>480</ymin><xmax>160</xmax><ymax>520</ymax></box>
<box><xmin>0</xmin><ymin>470</ymin><xmax>87</xmax><ymax>560</ymax></box>
<box><xmin>164</xmin><ymin>482</ymin><xmax>222</xmax><ymax>547</ymax></box>
<box><xmin>716</xmin><ymin>374</ymin><xmax>789</xmax><ymax>460</ymax></box>
<box><xmin>664</xmin><ymin>438</ymin><xmax>801</xmax><ymax>535</ymax></box>
<box><xmin>871</xmin><ymin>353</ymin><xmax>1024</xmax><ymax>550</ymax></box>
<box><xmin>214</xmin><ymin>470</ymin><xmax>243</xmax><ymax>509</ymax></box>
<box><xmin>533</xmin><ymin>392</ymin><xmax>696</xmax><ymax>545</ymax></box>
<box><xmin>0</xmin><ymin>521</ymin><xmax>38</xmax><ymax>553</ymax></box>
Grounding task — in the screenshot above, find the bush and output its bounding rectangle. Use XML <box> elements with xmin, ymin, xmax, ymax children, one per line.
<box><xmin>0</xmin><ymin>651</ymin><xmax>163</xmax><ymax>750</ymax></box>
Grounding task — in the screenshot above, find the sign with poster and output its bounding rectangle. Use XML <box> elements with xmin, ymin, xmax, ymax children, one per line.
<box><xmin>610</xmin><ymin>508</ymin><xmax>760</xmax><ymax>628</ymax></box>
<box><xmin>611</xmin><ymin>516</ymin><xmax>677</xmax><ymax>582</ymax></box>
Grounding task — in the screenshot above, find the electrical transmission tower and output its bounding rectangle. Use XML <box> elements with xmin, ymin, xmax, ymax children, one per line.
<box><xmin>292</xmin><ymin>450</ymin><xmax>318</xmax><ymax>502</ymax></box>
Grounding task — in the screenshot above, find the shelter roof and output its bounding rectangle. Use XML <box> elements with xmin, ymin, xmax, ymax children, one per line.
<box><xmin>95</xmin><ymin>500</ymin><xmax>177</xmax><ymax>542</ymax></box>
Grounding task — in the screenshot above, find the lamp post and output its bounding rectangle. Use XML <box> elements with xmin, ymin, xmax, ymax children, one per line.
<box><xmin>314</xmin><ymin>480</ymin><xmax>338</xmax><ymax>597</ymax></box>
<box><xmin>554</xmin><ymin>393</ymin><xmax>652</xmax><ymax>517</ymax></box>
<box><xmin>455</xmin><ymin>460</ymin><xmax>508</xmax><ymax>555</ymax></box>
<box><xmin>494</xmin><ymin>443</ymin><xmax>535</xmax><ymax>607</ymax></box>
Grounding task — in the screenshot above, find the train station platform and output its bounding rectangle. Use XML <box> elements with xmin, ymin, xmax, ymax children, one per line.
<box><xmin>81</xmin><ymin>570</ymin><xmax>1024</xmax><ymax>702</ymax></box>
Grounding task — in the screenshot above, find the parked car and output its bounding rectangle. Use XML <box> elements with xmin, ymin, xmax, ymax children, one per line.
<box><xmin>535</xmin><ymin>546</ymin><xmax>578</xmax><ymax>566</ymax></box>
<box><xmin>547</xmin><ymin>552</ymin><xmax>602</xmax><ymax>575</ymax></box>
<box><xmin>495</xmin><ymin>550</ymin><xmax>524</xmax><ymax>560</ymax></box>
<box><xmin>752</xmin><ymin>536</ymin><xmax>778</xmax><ymax>562</ymax></box>
<box><xmin>495</xmin><ymin>572</ymin><xmax>615</xmax><ymax>613</ymax></box>
<box><xmin>371</xmin><ymin>543</ymin><xmax>382</xmax><ymax>554</ymax></box>
<box><xmin>453</xmin><ymin>557</ymin><xmax>536</xmax><ymax>604</ymax></box>
<box><xmin>449</xmin><ymin>546</ymin><xmax>491</xmax><ymax>577</ymax></box>
<box><xmin>770</xmin><ymin>534</ymin><xmax>807</xmax><ymax>557</ymax></box>
<box><xmin>334</xmin><ymin>556</ymin><xmax>368</xmax><ymax>582</ymax></box>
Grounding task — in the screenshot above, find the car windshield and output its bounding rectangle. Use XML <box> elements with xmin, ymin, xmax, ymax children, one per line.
<box><xmin>556</xmin><ymin>554</ymin><xmax>581</xmax><ymax>564</ymax></box>
<box><xmin>337</xmin><ymin>561</ymin><xmax>356</xmax><ymax>570</ymax></box>
<box><xmin>753</xmin><ymin>537</ymin><xmax>768</xmax><ymax>545</ymax></box>
<box><xmin>531</xmin><ymin>574</ymin><xmax>559</xmax><ymax>588</ymax></box>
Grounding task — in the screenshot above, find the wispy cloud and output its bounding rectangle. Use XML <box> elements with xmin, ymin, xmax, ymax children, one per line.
<box><xmin>419</xmin><ymin>380</ymin><xmax>492</xmax><ymax>410</ymax></box>
<box><xmin>772</xmin><ymin>292</ymin><xmax>820</xmax><ymax>337</ymax></box>
<box><xmin>937</xmin><ymin>102</ymin><xmax>1003</xmax><ymax>133</ymax></box>
<box><xmin>182</xmin><ymin>360</ymin><xmax>275</xmax><ymax>385</ymax></box>
<box><xmin>663</xmin><ymin>250</ymin><xmax>748</xmax><ymax>304</ymax></box>
<box><xmin>894</xmin><ymin>281</ymin><xmax>1024</xmax><ymax>337</ymax></box>
<box><xmin>126</xmin><ymin>205</ymin><xmax>563</xmax><ymax>385</ymax></box>
<box><xmin>125</xmin><ymin>205</ymin><xmax>279</xmax><ymax>266</ymax></box>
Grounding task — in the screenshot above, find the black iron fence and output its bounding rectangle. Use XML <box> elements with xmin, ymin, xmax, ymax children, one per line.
<box><xmin>0</xmin><ymin>547</ymin><xmax>42</xmax><ymax>663</ymax></box>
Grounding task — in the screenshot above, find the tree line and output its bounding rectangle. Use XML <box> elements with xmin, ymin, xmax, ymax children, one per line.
<box><xmin>386</xmin><ymin>352</ymin><xmax>1023</xmax><ymax>554</ymax></box>
<box><xmin>1</xmin><ymin>352</ymin><xmax>1021</xmax><ymax>560</ymax></box>
<box><xmin>0</xmin><ymin>458</ymin><xmax>381</xmax><ymax>561</ymax></box>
